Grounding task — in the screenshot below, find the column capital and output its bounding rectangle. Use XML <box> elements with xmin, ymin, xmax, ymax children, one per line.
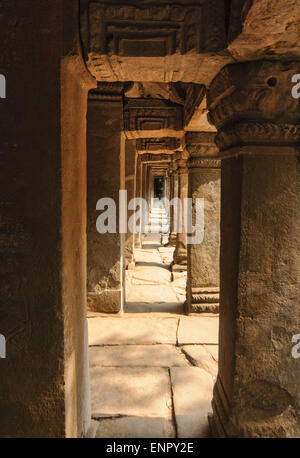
<box><xmin>184</xmin><ymin>131</ymin><xmax>220</xmax><ymax>169</ymax></box>
<box><xmin>207</xmin><ymin>61</ymin><xmax>300</xmax><ymax>152</ymax></box>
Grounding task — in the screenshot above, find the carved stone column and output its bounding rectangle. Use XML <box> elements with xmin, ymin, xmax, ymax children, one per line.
<box><xmin>172</xmin><ymin>156</ymin><xmax>188</xmax><ymax>271</ymax></box>
<box><xmin>134</xmin><ymin>154</ymin><xmax>142</xmax><ymax>249</ymax></box>
<box><xmin>168</xmin><ymin>165</ymin><xmax>179</xmax><ymax>247</ymax></box>
<box><xmin>87</xmin><ymin>83</ymin><xmax>125</xmax><ymax>313</ymax></box>
<box><xmin>125</xmin><ymin>139</ymin><xmax>136</xmax><ymax>268</ymax></box>
<box><xmin>165</xmin><ymin>171</ymin><xmax>170</xmax><ymax>201</ymax></box>
<box><xmin>185</xmin><ymin>132</ymin><xmax>221</xmax><ymax>314</ymax></box>
<box><xmin>207</xmin><ymin>61</ymin><xmax>300</xmax><ymax>438</ymax></box>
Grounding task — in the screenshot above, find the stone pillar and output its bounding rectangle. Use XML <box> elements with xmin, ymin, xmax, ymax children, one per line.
<box><xmin>165</xmin><ymin>171</ymin><xmax>170</xmax><ymax>201</ymax></box>
<box><xmin>141</xmin><ymin>162</ymin><xmax>148</xmax><ymax>237</ymax></box>
<box><xmin>87</xmin><ymin>83</ymin><xmax>125</xmax><ymax>313</ymax></box>
<box><xmin>148</xmin><ymin>167</ymin><xmax>154</xmax><ymax>210</ymax></box>
<box><xmin>0</xmin><ymin>1</ymin><xmax>96</xmax><ymax>438</ymax></box>
<box><xmin>207</xmin><ymin>61</ymin><xmax>300</xmax><ymax>438</ymax></box>
<box><xmin>172</xmin><ymin>156</ymin><xmax>188</xmax><ymax>271</ymax></box>
<box><xmin>125</xmin><ymin>139</ymin><xmax>136</xmax><ymax>268</ymax></box>
<box><xmin>168</xmin><ymin>166</ymin><xmax>179</xmax><ymax>246</ymax></box>
<box><xmin>134</xmin><ymin>154</ymin><xmax>142</xmax><ymax>248</ymax></box>
<box><xmin>185</xmin><ymin>132</ymin><xmax>221</xmax><ymax>314</ymax></box>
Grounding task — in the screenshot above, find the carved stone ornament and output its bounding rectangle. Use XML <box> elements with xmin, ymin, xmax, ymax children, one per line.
<box><xmin>124</xmin><ymin>99</ymin><xmax>183</xmax><ymax>132</ymax></box>
<box><xmin>82</xmin><ymin>1</ymin><xmax>228</xmax><ymax>83</ymax></box>
<box><xmin>136</xmin><ymin>137</ymin><xmax>181</xmax><ymax>152</ymax></box>
<box><xmin>207</xmin><ymin>61</ymin><xmax>300</xmax><ymax>151</ymax></box>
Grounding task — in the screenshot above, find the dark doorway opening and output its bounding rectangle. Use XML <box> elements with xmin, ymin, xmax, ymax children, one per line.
<box><xmin>154</xmin><ymin>176</ymin><xmax>164</xmax><ymax>199</ymax></box>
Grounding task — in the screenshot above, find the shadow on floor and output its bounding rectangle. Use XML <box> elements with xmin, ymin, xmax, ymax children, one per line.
<box><xmin>125</xmin><ymin>301</ymin><xmax>184</xmax><ymax>314</ymax></box>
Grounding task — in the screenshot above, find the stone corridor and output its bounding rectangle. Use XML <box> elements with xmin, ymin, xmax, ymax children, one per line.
<box><xmin>87</xmin><ymin>208</ymin><xmax>219</xmax><ymax>438</ymax></box>
<box><xmin>2</xmin><ymin>1</ymin><xmax>299</xmax><ymax>439</ymax></box>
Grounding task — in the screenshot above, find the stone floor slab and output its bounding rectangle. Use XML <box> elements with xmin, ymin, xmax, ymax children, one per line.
<box><xmin>177</xmin><ymin>316</ymin><xmax>219</xmax><ymax>345</ymax></box>
<box><xmin>126</xmin><ymin>284</ymin><xmax>178</xmax><ymax>304</ymax></box>
<box><xmin>89</xmin><ymin>345</ymin><xmax>190</xmax><ymax>368</ymax></box>
<box><xmin>88</xmin><ymin>317</ymin><xmax>178</xmax><ymax>345</ymax></box>
<box><xmin>90</xmin><ymin>367</ymin><xmax>172</xmax><ymax>418</ymax></box>
<box><xmin>182</xmin><ymin>345</ymin><xmax>218</xmax><ymax>377</ymax></box>
<box><xmin>170</xmin><ymin>367</ymin><xmax>214</xmax><ymax>438</ymax></box>
<box><xmin>95</xmin><ymin>416</ymin><xmax>175</xmax><ymax>438</ymax></box>
<box><xmin>131</xmin><ymin>264</ymin><xmax>171</xmax><ymax>284</ymax></box>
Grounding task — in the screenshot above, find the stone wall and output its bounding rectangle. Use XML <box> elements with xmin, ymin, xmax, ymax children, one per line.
<box><xmin>0</xmin><ymin>0</ymin><xmax>95</xmax><ymax>437</ymax></box>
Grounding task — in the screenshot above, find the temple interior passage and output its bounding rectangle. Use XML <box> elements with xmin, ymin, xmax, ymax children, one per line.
<box><xmin>1</xmin><ymin>0</ymin><xmax>299</xmax><ymax>439</ymax></box>
<box><xmin>87</xmin><ymin>196</ymin><xmax>219</xmax><ymax>437</ymax></box>
<box><xmin>126</xmin><ymin>201</ymin><xmax>186</xmax><ymax>314</ymax></box>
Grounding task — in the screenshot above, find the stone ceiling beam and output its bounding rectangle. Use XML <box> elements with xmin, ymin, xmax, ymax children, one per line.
<box><xmin>81</xmin><ymin>0</ymin><xmax>231</xmax><ymax>85</ymax></box>
<box><xmin>140</xmin><ymin>153</ymin><xmax>172</xmax><ymax>164</ymax></box>
<box><xmin>136</xmin><ymin>137</ymin><xmax>182</xmax><ymax>154</ymax></box>
<box><xmin>124</xmin><ymin>98</ymin><xmax>184</xmax><ymax>139</ymax></box>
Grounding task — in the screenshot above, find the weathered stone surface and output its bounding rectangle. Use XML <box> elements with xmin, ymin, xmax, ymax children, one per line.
<box><xmin>87</xmin><ymin>86</ymin><xmax>124</xmax><ymax>313</ymax></box>
<box><xmin>229</xmin><ymin>0</ymin><xmax>300</xmax><ymax>61</ymax></box>
<box><xmin>137</xmin><ymin>137</ymin><xmax>181</xmax><ymax>153</ymax></box>
<box><xmin>90</xmin><ymin>367</ymin><xmax>172</xmax><ymax>418</ymax></box>
<box><xmin>186</xmin><ymin>134</ymin><xmax>221</xmax><ymax>314</ymax></box>
<box><xmin>177</xmin><ymin>317</ymin><xmax>219</xmax><ymax>345</ymax></box>
<box><xmin>89</xmin><ymin>345</ymin><xmax>189</xmax><ymax>368</ymax></box>
<box><xmin>125</xmin><ymin>139</ymin><xmax>136</xmax><ymax>267</ymax></box>
<box><xmin>173</xmin><ymin>162</ymin><xmax>188</xmax><ymax>267</ymax></box>
<box><xmin>87</xmin><ymin>290</ymin><xmax>121</xmax><ymax>314</ymax></box>
<box><xmin>88</xmin><ymin>317</ymin><xmax>178</xmax><ymax>345</ymax></box>
<box><xmin>182</xmin><ymin>345</ymin><xmax>218</xmax><ymax>377</ymax></box>
<box><xmin>82</xmin><ymin>0</ymin><xmax>230</xmax><ymax>84</ymax></box>
<box><xmin>207</xmin><ymin>61</ymin><xmax>300</xmax><ymax>152</ymax></box>
<box><xmin>211</xmin><ymin>153</ymin><xmax>300</xmax><ymax>438</ymax></box>
<box><xmin>0</xmin><ymin>0</ymin><xmax>96</xmax><ymax>439</ymax></box>
<box><xmin>124</xmin><ymin>99</ymin><xmax>183</xmax><ymax>138</ymax></box>
<box><xmin>131</xmin><ymin>264</ymin><xmax>171</xmax><ymax>285</ymax></box>
<box><xmin>170</xmin><ymin>367</ymin><xmax>214</xmax><ymax>437</ymax></box>
<box><xmin>208</xmin><ymin>60</ymin><xmax>300</xmax><ymax>438</ymax></box>
<box><xmin>95</xmin><ymin>415</ymin><xmax>175</xmax><ymax>438</ymax></box>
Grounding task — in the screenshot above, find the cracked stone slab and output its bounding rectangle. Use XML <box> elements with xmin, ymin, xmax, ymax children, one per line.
<box><xmin>90</xmin><ymin>367</ymin><xmax>173</xmax><ymax>419</ymax></box>
<box><xmin>170</xmin><ymin>367</ymin><xmax>214</xmax><ymax>438</ymax></box>
<box><xmin>182</xmin><ymin>345</ymin><xmax>218</xmax><ymax>377</ymax></box>
<box><xmin>95</xmin><ymin>416</ymin><xmax>175</xmax><ymax>438</ymax></box>
<box><xmin>89</xmin><ymin>345</ymin><xmax>190</xmax><ymax>368</ymax></box>
<box><xmin>177</xmin><ymin>316</ymin><xmax>219</xmax><ymax>345</ymax></box>
<box><xmin>88</xmin><ymin>317</ymin><xmax>178</xmax><ymax>345</ymax></box>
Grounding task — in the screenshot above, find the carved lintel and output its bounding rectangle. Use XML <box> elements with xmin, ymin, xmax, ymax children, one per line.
<box><xmin>136</xmin><ymin>137</ymin><xmax>182</xmax><ymax>152</ymax></box>
<box><xmin>207</xmin><ymin>61</ymin><xmax>300</xmax><ymax>152</ymax></box>
<box><xmin>140</xmin><ymin>153</ymin><xmax>171</xmax><ymax>163</ymax></box>
<box><xmin>84</xmin><ymin>1</ymin><xmax>227</xmax><ymax>82</ymax></box>
<box><xmin>124</xmin><ymin>99</ymin><xmax>183</xmax><ymax>132</ymax></box>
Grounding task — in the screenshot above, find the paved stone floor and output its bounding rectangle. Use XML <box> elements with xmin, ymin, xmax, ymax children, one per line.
<box><xmin>87</xmin><ymin>208</ymin><xmax>219</xmax><ymax>438</ymax></box>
